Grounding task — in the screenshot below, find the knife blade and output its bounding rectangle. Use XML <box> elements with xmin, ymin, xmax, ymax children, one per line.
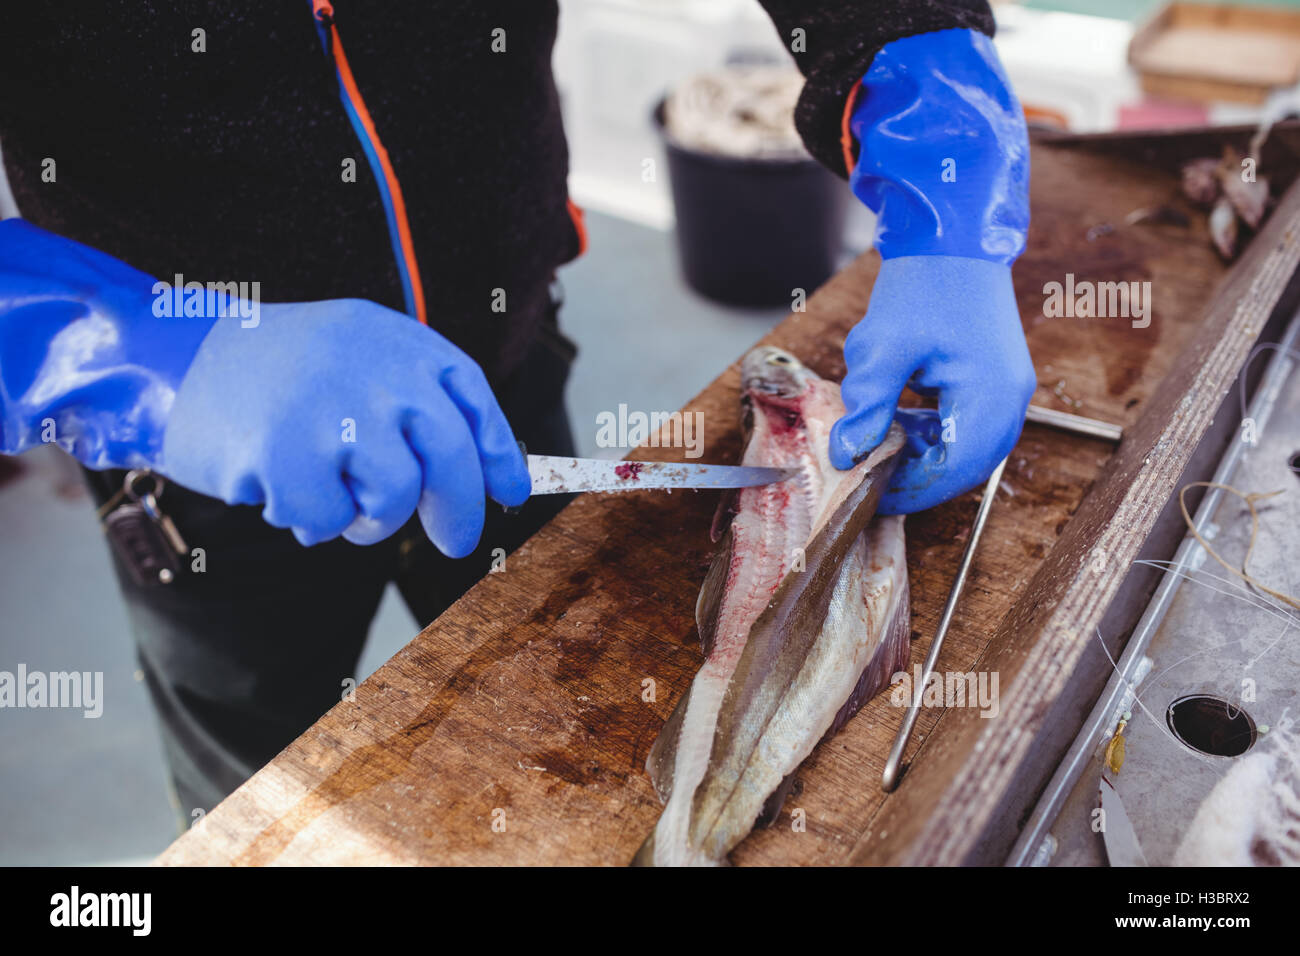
<box><xmin>1100</xmin><ymin>775</ymin><xmax>1148</xmax><ymax>867</ymax></box>
<box><xmin>528</xmin><ymin>454</ymin><xmax>797</xmax><ymax>495</ymax></box>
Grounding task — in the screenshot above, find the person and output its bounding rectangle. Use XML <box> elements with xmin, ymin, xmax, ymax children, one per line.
<box><xmin>0</xmin><ymin>1</ymin><xmax>1031</xmax><ymax>821</ymax></box>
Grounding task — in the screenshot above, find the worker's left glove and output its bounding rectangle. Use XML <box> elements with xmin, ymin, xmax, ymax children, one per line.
<box><xmin>828</xmin><ymin>28</ymin><xmax>1034</xmax><ymax>514</ymax></box>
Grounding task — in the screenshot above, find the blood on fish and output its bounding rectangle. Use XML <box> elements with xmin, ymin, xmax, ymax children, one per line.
<box><xmin>614</xmin><ymin>462</ymin><xmax>644</xmax><ymax>481</ymax></box>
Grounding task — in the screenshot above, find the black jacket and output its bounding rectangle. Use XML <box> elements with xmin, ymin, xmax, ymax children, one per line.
<box><xmin>0</xmin><ymin>1</ymin><xmax>993</xmax><ymax>381</ymax></box>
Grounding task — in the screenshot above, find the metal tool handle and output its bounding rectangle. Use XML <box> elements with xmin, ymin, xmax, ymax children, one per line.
<box><xmin>881</xmin><ymin>455</ymin><xmax>1008</xmax><ymax>792</ymax></box>
<box><xmin>1024</xmin><ymin>405</ymin><xmax>1122</xmax><ymax>443</ymax></box>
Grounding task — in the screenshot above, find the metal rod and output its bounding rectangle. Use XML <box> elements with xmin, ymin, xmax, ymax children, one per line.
<box><xmin>877</xmin><ymin>402</ymin><xmax>1117</xmax><ymax>793</ymax></box>
<box><xmin>882</xmin><ymin>455</ymin><xmax>1008</xmax><ymax>792</ymax></box>
<box><xmin>1025</xmin><ymin>404</ymin><xmax>1123</xmax><ymax>443</ymax></box>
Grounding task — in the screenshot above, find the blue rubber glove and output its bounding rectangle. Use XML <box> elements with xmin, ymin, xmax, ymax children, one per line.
<box><xmin>829</xmin><ymin>29</ymin><xmax>1033</xmax><ymax>514</ymax></box>
<box><xmin>0</xmin><ymin>219</ymin><xmax>530</xmax><ymax>555</ymax></box>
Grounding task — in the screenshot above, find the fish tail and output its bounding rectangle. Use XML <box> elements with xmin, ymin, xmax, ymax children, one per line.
<box><xmin>630</xmin><ymin>825</ymin><xmax>727</xmax><ymax>866</ymax></box>
<box><xmin>630</xmin><ymin>830</ymin><xmax>658</xmax><ymax>867</ymax></box>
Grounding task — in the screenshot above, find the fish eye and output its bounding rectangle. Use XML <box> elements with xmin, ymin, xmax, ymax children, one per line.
<box><xmin>767</xmin><ymin>353</ymin><xmax>792</xmax><ymax>366</ymax></box>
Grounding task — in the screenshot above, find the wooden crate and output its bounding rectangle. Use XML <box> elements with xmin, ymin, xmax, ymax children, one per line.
<box><xmin>1130</xmin><ymin>2</ymin><xmax>1300</xmax><ymax>105</ymax></box>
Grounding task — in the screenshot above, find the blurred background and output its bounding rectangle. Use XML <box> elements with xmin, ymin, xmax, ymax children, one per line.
<box><xmin>6</xmin><ymin>0</ymin><xmax>1300</xmax><ymax>863</ymax></box>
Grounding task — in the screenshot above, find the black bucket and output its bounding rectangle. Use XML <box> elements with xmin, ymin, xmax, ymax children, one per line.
<box><xmin>654</xmin><ymin>99</ymin><xmax>849</xmax><ymax>307</ymax></box>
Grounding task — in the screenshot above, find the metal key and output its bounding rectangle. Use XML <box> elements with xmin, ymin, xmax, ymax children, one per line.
<box><xmin>101</xmin><ymin>470</ymin><xmax>188</xmax><ymax>587</ymax></box>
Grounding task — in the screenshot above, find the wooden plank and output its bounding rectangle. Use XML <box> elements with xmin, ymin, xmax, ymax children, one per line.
<box><xmin>158</xmin><ymin>133</ymin><xmax>1263</xmax><ymax>866</ymax></box>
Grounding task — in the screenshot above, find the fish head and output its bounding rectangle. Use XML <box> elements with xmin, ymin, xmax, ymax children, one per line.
<box><xmin>739</xmin><ymin>346</ymin><xmax>829</xmax><ymax>445</ymax></box>
<box><xmin>740</xmin><ymin>347</ymin><xmax>816</xmax><ymax>404</ymax></box>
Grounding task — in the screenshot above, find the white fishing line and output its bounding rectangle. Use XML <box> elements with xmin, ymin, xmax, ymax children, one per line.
<box><xmin>1134</xmin><ymin>560</ymin><xmax>1299</xmax><ymax>629</ymax></box>
<box><xmin>1090</xmin><ymin>625</ymin><xmax>1225</xmax><ymax>775</ymax></box>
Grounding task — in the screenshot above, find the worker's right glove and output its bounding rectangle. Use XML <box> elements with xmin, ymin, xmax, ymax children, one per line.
<box><xmin>0</xmin><ymin>219</ymin><xmax>530</xmax><ymax>555</ymax></box>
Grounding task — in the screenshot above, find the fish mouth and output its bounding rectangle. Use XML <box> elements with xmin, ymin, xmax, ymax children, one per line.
<box><xmin>740</xmin><ymin>346</ymin><xmax>811</xmax><ymax>401</ymax></box>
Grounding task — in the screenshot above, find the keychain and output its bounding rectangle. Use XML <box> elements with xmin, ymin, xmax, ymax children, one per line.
<box><xmin>98</xmin><ymin>470</ymin><xmax>189</xmax><ymax>587</ymax></box>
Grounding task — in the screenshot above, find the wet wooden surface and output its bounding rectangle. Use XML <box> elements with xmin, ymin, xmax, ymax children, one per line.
<box><xmin>159</xmin><ymin>133</ymin><xmax>1262</xmax><ymax>866</ymax></box>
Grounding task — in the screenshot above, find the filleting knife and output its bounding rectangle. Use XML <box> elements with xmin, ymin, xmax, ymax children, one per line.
<box><xmin>528</xmin><ymin>454</ymin><xmax>797</xmax><ymax>495</ymax></box>
<box><xmin>1100</xmin><ymin>776</ymin><xmax>1148</xmax><ymax>867</ymax></box>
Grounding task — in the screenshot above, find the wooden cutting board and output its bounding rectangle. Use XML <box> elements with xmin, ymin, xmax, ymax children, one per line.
<box><xmin>157</xmin><ymin>129</ymin><xmax>1287</xmax><ymax>866</ymax></box>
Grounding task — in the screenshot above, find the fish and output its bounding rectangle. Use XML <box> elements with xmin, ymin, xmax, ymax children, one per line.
<box><xmin>1209</xmin><ymin>196</ymin><xmax>1239</xmax><ymax>260</ymax></box>
<box><xmin>1173</xmin><ymin>726</ymin><xmax>1300</xmax><ymax>867</ymax></box>
<box><xmin>1216</xmin><ymin>147</ymin><xmax>1269</xmax><ymax>230</ymax></box>
<box><xmin>1181</xmin><ymin>149</ymin><xmax>1272</xmax><ymax>261</ymax></box>
<box><xmin>633</xmin><ymin>345</ymin><xmax>909</xmax><ymax>866</ymax></box>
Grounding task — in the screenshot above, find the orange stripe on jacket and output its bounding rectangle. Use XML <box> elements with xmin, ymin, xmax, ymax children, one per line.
<box><xmin>840</xmin><ymin>82</ymin><xmax>862</xmax><ymax>176</ymax></box>
<box><xmin>314</xmin><ymin>1</ymin><xmax>428</xmax><ymax>325</ymax></box>
<box><xmin>566</xmin><ymin>197</ymin><xmax>588</xmax><ymax>258</ymax></box>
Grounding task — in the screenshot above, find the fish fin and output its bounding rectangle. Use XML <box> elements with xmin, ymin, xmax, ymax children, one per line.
<box><xmin>824</xmin><ymin>553</ymin><xmax>912</xmax><ymax>741</ymax></box>
<box><xmin>710</xmin><ymin>487</ymin><xmax>740</xmax><ymax>543</ymax></box>
<box><xmin>647</xmin><ymin>521</ymin><xmax>734</xmax><ymax>803</ymax></box>
<box><xmin>754</xmin><ymin>773</ymin><xmax>798</xmax><ymax>829</ymax></box>
<box><xmin>645</xmin><ymin>687</ymin><xmax>691</xmax><ymax>803</ymax></box>
<box><xmin>695</xmin><ymin>524</ymin><xmax>734</xmax><ymax>658</ymax></box>
<box><xmin>640</xmin><ymin>514</ymin><xmax>736</xmax><ymax>859</ymax></box>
